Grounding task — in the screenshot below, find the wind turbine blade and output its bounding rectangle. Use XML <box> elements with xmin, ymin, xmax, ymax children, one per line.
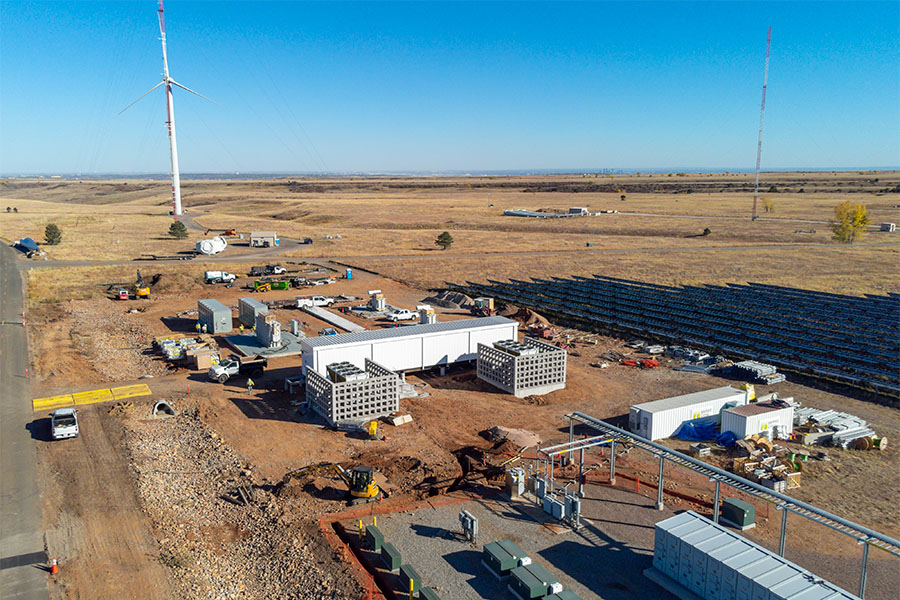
<box><xmin>169</xmin><ymin>79</ymin><xmax>215</xmax><ymax>104</ymax></box>
<box><xmin>118</xmin><ymin>80</ymin><xmax>165</xmax><ymax>114</ymax></box>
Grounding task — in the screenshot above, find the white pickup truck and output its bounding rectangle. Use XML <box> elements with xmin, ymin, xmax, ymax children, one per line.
<box><xmin>386</xmin><ymin>308</ymin><xmax>418</xmax><ymax>322</ymax></box>
<box><xmin>50</xmin><ymin>408</ymin><xmax>79</xmax><ymax>440</ymax></box>
<box><xmin>296</xmin><ymin>295</ymin><xmax>334</xmax><ymax>308</ymax></box>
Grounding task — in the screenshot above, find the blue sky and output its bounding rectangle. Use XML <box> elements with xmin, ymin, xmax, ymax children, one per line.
<box><xmin>1</xmin><ymin>1</ymin><xmax>897</xmax><ymax>174</ymax></box>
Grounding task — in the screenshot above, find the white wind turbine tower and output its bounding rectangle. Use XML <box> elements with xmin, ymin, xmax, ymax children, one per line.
<box><xmin>121</xmin><ymin>0</ymin><xmax>211</xmax><ymax>218</ymax></box>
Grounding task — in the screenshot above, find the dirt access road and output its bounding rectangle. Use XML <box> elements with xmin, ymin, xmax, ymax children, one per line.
<box><xmin>0</xmin><ymin>244</ymin><xmax>48</xmax><ymax>600</ymax></box>
<box><xmin>37</xmin><ymin>404</ymin><xmax>174</xmax><ymax>599</ymax></box>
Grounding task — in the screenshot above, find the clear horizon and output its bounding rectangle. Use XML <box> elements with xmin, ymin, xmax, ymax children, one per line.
<box><xmin>1</xmin><ymin>1</ymin><xmax>898</xmax><ymax>174</ymax></box>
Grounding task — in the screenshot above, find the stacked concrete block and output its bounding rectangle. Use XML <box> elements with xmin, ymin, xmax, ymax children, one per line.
<box><xmin>255</xmin><ymin>313</ymin><xmax>282</xmax><ymax>348</ymax></box>
<box><xmin>238</xmin><ymin>297</ymin><xmax>269</xmax><ymax>327</ymax></box>
<box><xmin>306</xmin><ymin>358</ymin><xmax>399</xmax><ymax>426</ymax></box>
<box><xmin>477</xmin><ymin>338</ymin><xmax>566</xmax><ymax>398</ymax></box>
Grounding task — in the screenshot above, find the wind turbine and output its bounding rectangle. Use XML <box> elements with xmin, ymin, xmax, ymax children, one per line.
<box><xmin>121</xmin><ymin>0</ymin><xmax>211</xmax><ymax>218</ymax></box>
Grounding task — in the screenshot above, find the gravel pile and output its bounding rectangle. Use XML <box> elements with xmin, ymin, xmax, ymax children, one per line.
<box><xmin>66</xmin><ymin>299</ymin><xmax>169</xmax><ymax>381</ymax></box>
<box><xmin>122</xmin><ymin>404</ymin><xmax>362</xmax><ymax>600</ymax></box>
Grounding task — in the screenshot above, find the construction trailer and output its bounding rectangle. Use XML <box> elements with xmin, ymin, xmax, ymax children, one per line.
<box><xmin>721</xmin><ymin>401</ymin><xmax>794</xmax><ymax>441</ymax></box>
<box><xmin>238</xmin><ymin>297</ymin><xmax>269</xmax><ymax>327</ymax></box>
<box><xmin>629</xmin><ymin>386</ymin><xmax>749</xmax><ymax>441</ymax></box>
<box><xmin>197</xmin><ymin>299</ymin><xmax>233</xmax><ymax>334</ymax></box>
<box><xmin>249</xmin><ymin>231</ymin><xmax>279</xmax><ymax>248</ymax></box>
<box><xmin>476</xmin><ymin>338</ymin><xmax>566</xmax><ymax>397</ymax></box>
<box><xmin>305</xmin><ymin>358</ymin><xmax>399</xmax><ymax>426</ymax></box>
<box><xmin>647</xmin><ymin>511</ymin><xmax>861</xmax><ymax>600</ymax></box>
<box><xmin>300</xmin><ymin>316</ymin><xmax>519</xmax><ymax>375</ymax></box>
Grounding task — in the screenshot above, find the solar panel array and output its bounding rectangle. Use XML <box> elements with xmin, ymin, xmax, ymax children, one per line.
<box><xmin>457</xmin><ymin>276</ymin><xmax>900</xmax><ymax>397</ymax></box>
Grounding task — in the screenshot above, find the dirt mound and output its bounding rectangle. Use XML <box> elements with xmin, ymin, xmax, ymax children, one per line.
<box><xmin>422</xmin><ymin>290</ymin><xmax>473</xmax><ymax>309</ymax></box>
<box><xmin>499</xmin><ymin>305</ymin><xmax>551</xmax><ymax>327</ymax></box>
<box><xmin>483</xmin><ymin>426</ymin><xmax>542</xmax><ymax>449</ymax></box>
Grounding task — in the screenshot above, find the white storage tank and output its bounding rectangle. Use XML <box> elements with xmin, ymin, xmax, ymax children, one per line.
<box><xmin>721</xmin><ymin>401</ymin><xmax>795</xmax><ymax>440</ymax></box>
<box><xmin>629</xmin><ymin>386</ymin><xmax>748</xmax><ymax>441</ymax></box>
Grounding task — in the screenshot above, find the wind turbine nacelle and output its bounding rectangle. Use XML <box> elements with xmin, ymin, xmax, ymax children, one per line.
<box><xmin>196</xmin><ymin>236</ymin><xmax>228</xmax><ymax>255</ymax></box>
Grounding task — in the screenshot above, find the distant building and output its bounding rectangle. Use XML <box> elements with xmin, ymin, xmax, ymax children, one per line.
<box><xmin>250</xmin><ymin>231</ymin><xmax>279</xmax><ymax>247</ymax></box>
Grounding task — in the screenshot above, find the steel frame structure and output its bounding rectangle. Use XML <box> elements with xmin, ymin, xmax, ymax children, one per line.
<box><xmin>566</xmin><ymin>412</ymin><xmax>899</xmax><ymax>598</ymax></box>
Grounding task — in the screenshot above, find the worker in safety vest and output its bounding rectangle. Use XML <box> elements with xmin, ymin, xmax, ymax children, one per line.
<box><xmin>201</xmin><ymin>323</ymin><xmax>207</xmax><ymax>334</ymax></box>
<box><xmin>239</xmin><ymin>323</ymin><xmax>245</xmax><ymax>333</ymax></box>
<box><xmin>247</xmin><ymin>378</ymin><xmax>255</xmax><ymax>394</ymax></box>
<box><xmin>195</xmin><ymin>322</ymin><xmax>201</xmax><ymax>334</ymax></box>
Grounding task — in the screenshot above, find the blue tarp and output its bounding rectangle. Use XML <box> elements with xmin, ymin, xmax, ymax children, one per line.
<box><xmin>676</xmin><ymin>420</ymin><xmax>718</xmax><ymax>441</ymax></box>
<box><xmin>716</xmin><ymin>431</ymin><xmax>737</xmax><ymax>447</ymax></box>
<box><xmin>14</xmin><ymin>238</ymin><xmax>39</xmax><ymax>253</ymax></box>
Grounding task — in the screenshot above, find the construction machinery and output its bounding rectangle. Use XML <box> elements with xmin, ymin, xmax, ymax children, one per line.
<box><xmin>470</xmin><ymin>297</ymin><xmax>495</xmax><ymax>317</ymax></box>
<box><xmin>279</xmin><ymin>462</ymin><xmax>383</xmax><ymax>505</ymax></box>
<box><xmin>205</xmin><ymin>228</ymin><xmax>237</xmax><ymax>237</ymax></box>
<box><xmin>367</xmin><ymin>420</ymin><xmax>379</xmax><ymax>440</ymax></box>
<box><xmin>135</xmin><ymin>270</ymin><xmax>150</xmax><ymax>299</ymax></box>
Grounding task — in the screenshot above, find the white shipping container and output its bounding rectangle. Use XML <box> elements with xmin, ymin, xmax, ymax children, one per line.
<box><xmin>629</xmin><ymin>386</ymin><xmax>749</xmax><ymax>441</ymax></box>
<box><xmin>721</xmin><ymin>402</ymin><xmax>795</xmax><ymax>440</ymax></box>
<box><xmin>301</xmin><ymin>316</ymin><xmax>518</xmax><ymax>375</ymax></box>
<box><xmin>652</xmin><ymin>512</ymin><xmax>861</xmax><ymax>600</ymax></box>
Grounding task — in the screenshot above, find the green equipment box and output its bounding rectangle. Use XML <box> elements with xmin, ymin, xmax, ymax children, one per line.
<box><xmin>482</xmin><ymin>539</ymin><xmax>527</xmax><ymax>579</ymax></box>
<box><xmin>509</xmin><ymin>563</ymin><xmax>559</xmax><ymax>600</ymax></box>
<box><xmin>420</xmin><ymin>587</ymin><xmax>441</xmax><ymax>600</ymax></box>
<box><xmin>381</xmin><ymin>542</ymin><xmax>401</xmax><ymax>572</ymax></box>
<box><xmin>543</xmin><ymin>590</ymin><xmax>582</xmax><ymax>600</ymax></box>
<box><xmin>399</xmin><ymin>564</ymin><xmax>421</xmax><ymax>595</ymax></box>
<box><xmin>721</xmin><ymin>497</ymin><xmax>756</xmax><ymax>528</ymax></box>
<box><xmin>365</xmin><ymin>525</ymin><xmax>383</xmax><ymax>552</ymax></box>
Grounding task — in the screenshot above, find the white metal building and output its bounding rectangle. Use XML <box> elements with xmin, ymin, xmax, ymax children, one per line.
<box><xmin>300</xmin><ymin>316</ymin><xmax>519</xmax><ymax>375</ymax></box>
<box><xmin>629</xmin><ymin>386</ymin><xmax>748</xmax><ymax>441</ymax></box>
<box><xmin>721</xmin><ymin>401</ymin><xmax>794</xmax><ymax>440</ymax></box>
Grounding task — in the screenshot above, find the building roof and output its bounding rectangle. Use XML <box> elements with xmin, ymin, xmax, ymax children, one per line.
<box><xmin>632</xmin><ymin>386</ymin><xmax>746</xmax><ymax>414</ymax></box>
<box><xmin>250</xmin><ymin>231</ymin><xmax>277</xmax><ymax>237</ymax></box>
<box><xmin>724</xmin><ymin>401</ymin><xmax>792</xmax><ymax>417</ymax></box>
<box><xmin>198</xmin><ymin>298</ymin><xmax>231</xmax><ymax>312</ymax></box>
<box><xmin>301</xmin><ymin>316</ymin><xmax>518</xmax><ymax>349</ymax></box>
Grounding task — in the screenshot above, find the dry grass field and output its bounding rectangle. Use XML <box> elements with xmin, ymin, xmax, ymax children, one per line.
<box><xmin>2</xmin><ymin>171</ymin><xmax>899</xmax><ymax>294</ymax></box>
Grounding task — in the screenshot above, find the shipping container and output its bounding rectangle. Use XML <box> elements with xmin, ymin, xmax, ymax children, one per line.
<box><xmin>629</xmin><ymin>386</ymin><xmax>748</xmax><ymax>440</ymax></box>
<box><xmin>651</xmin><ymin>511</ymin><xmax>861</xmax><ymax>600</ymax></box>
<box><xmin>301</xmin><ymin>316</ymin><xmax>518</xmax><ymax>375</ymax></box>
<box><xmin>721</xmin><ymin>401</ymin><xmax>795</xmax><ymax>440</ymax></box>
<box><xmin>238</xmin><ymin>297</ymin><xmax>268</xmax><ymax>328</ymax></box>
<box><xmin>198</xmin><ymin>299</ymin><xmax>233</xmax><ymax>334</ymax></box>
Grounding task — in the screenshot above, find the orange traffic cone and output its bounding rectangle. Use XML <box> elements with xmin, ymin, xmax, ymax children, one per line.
<box><xmin>49</xmin><ymin>558</ymin><xmax>58</xmax><ymax>575</ymax></box>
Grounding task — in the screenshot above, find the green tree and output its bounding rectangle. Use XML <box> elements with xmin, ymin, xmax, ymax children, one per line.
<box><xmin>831</xmin><ymin>202</ymin><xmax>870</xmax><ymax>244</ymax></box>
<box><xmin>44</xmin><ymin>223</ymin><xmax>62</xmax><ymax>245</ymax></box>
<box><xmin>435</xmin><ymin>231</ymin><xmax>454</xmax><ymax>250</ymax></box>
<box><xmin>702</xmin><ymin>227</ymin><xmax>712</xmax><ymax>236</ymax></box>
<box><xmin>168</xmin><ymin>220</ymin><xmax>189</xmax><ymax>239</ymax></box>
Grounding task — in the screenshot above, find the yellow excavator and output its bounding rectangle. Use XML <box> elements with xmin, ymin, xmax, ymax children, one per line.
<box><xmin>280</xmin><ymin>462</ymin><xmax>384</xmax><ymax>505</ymax></box>
<box><xmin>134</xmin><ymin>270</ymin><xmax>150</xmax><ymax>299</ymax></box>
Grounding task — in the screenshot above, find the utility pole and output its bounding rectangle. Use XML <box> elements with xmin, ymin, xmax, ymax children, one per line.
<box><xmin>752</xmin><ymin>27</ymin><xmax>772</xmax><ymax>221</ymax></box>
<box><xmin>120</xmin><ymin>0</ymin><xmax>211</xmax><ymax>219</ymax></box>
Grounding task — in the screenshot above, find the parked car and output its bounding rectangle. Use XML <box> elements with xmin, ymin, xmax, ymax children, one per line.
<box><xmin>50</xmin><ymin>408</ymin><xmax>79</xmax><ymax>440</ymax></box>
<box><xmin>386</xmin><ymin>308</ymin><xmax>418</xmax><ymax>322</ymax></box>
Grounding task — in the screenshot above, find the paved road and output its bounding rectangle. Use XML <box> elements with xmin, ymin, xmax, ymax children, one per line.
<box><xmin>0</xmin><ymin>245</ymin><xmax>48</xmax><ymax>599</ymax></box>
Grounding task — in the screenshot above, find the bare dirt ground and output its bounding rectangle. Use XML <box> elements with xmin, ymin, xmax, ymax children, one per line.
<box><xmin>13</xmin><ymin>173</ymin><xmax>900</xmax><ymax>599</ymax></box>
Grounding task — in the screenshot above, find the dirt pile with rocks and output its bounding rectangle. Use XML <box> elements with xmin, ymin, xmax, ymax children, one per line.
<box><xmin>122</xmin><ymin>401</ymin><xmax>363</xmax><ymax>600</ymax></box>
<box><xmin>65</xmin><ymin>298</ymin><xmax>170</xmax><ymax>381</ymax></box>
